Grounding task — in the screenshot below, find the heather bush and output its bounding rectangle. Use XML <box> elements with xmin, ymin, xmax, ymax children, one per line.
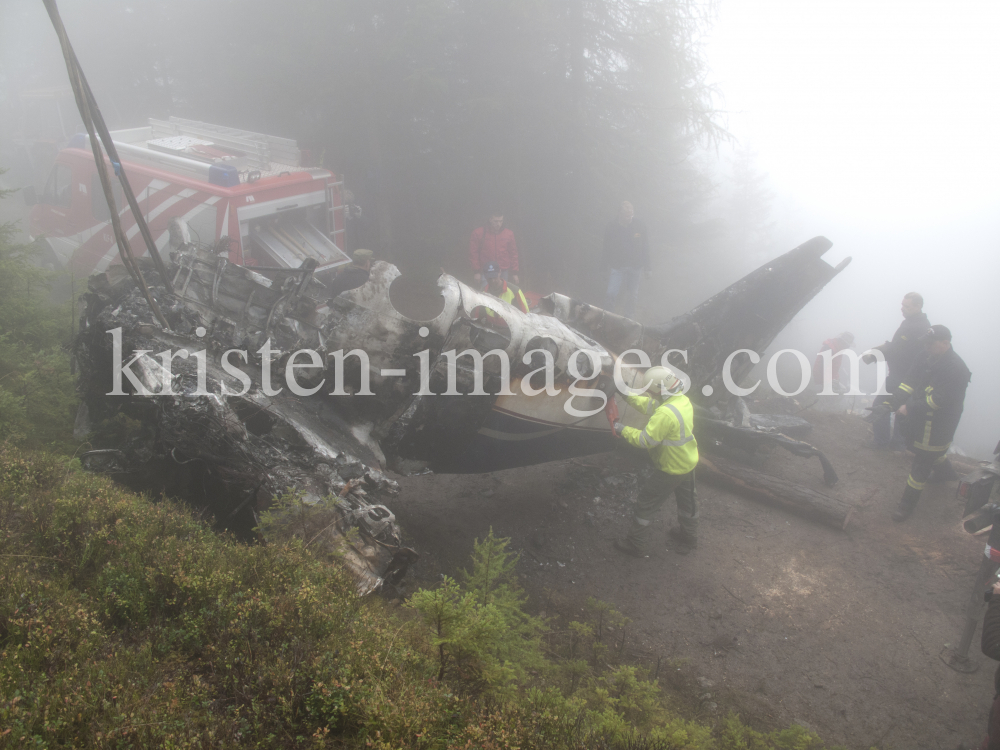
<box><xmin>0</xmin><ymin>446</ymin><xmax>850</xmax><ymax>749</ymax></box>
<box><xmin>0</xmin><ymin>177</ymin><xmax>78</xmax><ymax>453</ymax></box>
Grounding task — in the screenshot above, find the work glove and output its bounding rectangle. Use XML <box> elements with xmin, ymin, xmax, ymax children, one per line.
<box><xmin>613</xmin><ymin>421</ymin><xmax>625</xmax><ymax>437</ymax></box>
<box><xmin>862</xmin><ymin>344</ymin><xmax>888</xmax><ymax>365</ymax></box>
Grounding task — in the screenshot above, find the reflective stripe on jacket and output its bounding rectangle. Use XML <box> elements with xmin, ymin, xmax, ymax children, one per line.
<box><xmin>499</xmin><ymin>281</ymin><xmax>529</xmax><ymax>313</ymax></box>
<box><xmin>890</xmin><ymin>347</ymin><xmax>971</xmax><ymax>451</ymax></box>
<box><xmin>621</xmin><ymin>392</ymin><xmax>699</xmax><ymax>475</ymax></box>
<box><xmin>485</xmin><ymin>280</ymin><xmax>529</xmax><ymax>314</ymax></box>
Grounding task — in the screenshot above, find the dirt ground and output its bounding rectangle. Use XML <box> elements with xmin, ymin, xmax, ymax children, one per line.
<box><xmin>391</xmin><ymin>407</ymin><xmax>995</xmax><ymax>750</ymax></box>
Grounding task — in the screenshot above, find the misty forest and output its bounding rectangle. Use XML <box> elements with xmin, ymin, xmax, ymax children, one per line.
<box><xmin>1</xmin><ymin>1</ymin><xmax>999</xmax><ymax>749</ymax></box>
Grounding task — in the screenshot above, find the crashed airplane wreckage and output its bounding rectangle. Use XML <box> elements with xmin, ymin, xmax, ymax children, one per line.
<box><xmin>75</xmin><ymin>236</ymin><xmax>851</xmax><ymax>591</ymax></box>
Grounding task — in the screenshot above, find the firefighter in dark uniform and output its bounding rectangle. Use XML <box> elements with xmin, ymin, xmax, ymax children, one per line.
<box><xmin>878</xmin><ymin>324</ymin><xmax>971</xmax><ymax>521</ymax></box>
<box><xmin>864</xmin><ymin>291</ymin><xmax>930</xmax><ymax>448</ymax></box>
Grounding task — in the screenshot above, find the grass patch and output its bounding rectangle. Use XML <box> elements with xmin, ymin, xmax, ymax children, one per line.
<box><xmin>0</xmin><ymin>175</ymin><xmax>79</xmax><ymax>454</ymax></box>
<box><xmin>0</xmin><ymin>446</ymin><xmax>852</xmax><ymax>749</ymax></box>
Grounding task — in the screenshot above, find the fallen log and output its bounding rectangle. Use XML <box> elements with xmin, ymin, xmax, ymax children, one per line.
<box><xmin>699</xmin><ymin>455</ymin><xmax>854</xmax><ymax>530</ymax></box>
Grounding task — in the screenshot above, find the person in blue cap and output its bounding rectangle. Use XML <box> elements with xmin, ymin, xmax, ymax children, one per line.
<box><xmin>483</xmin><ymin>261</ymin><xmax>528</xmax><ymax>313</ymax></box>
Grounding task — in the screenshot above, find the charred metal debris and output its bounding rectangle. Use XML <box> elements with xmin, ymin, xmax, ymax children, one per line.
<box><xmin>75</xmin><ymin>237</ymin><xmax>850</xmax><ymax>591</ymax></box>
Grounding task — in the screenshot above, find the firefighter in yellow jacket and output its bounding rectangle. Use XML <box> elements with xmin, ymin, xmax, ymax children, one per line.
<box><xmin>608</xmin><ymin>366</ymin><xmax>699</xmax><ymax>556</ymax></box>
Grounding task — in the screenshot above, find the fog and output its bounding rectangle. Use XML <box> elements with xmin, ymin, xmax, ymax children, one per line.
<box><xmin>1</xmin><ymin>0</ymin><xmax>997</xmax><ymax>456</ymax></box>
<box><xmin>702</xmin><ymin>0</ymin><xmax>1000</xmax><ymax>458</ymax></box>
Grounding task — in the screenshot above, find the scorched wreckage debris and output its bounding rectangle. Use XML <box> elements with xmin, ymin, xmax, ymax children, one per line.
<box><xmin>39</xmin><ymin>6</ymin><xmax>850</xmax><ymax>592</ymax></box>
<box><xmin>75</xmin><ymin>237</ymin><xmax>850</xmax><ymax>592</ymax></box>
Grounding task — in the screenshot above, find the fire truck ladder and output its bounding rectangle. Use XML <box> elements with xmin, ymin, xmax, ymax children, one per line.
<box><xmin>326</xmin><ymin>181</ymin><xmax>345</xmax><ymax>250</ymax></box>
<box><xmin>149</xmin><ymin>117</ymin><xmax>346</xmax><ymax>249</ymax></box>
<box><xmin>148</xmin><ymin>117</ymin><xmax>300</xmax><ymax>171</ymax></box>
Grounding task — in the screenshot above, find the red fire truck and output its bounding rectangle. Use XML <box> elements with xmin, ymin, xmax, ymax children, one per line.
<box><xmin>25</xmin><ymin>117</ymin><xmax>350</xmax><ymax>276</ymax></box>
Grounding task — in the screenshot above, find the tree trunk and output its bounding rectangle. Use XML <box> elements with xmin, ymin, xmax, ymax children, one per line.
<box><xmin>699</xmin><ymin>455</ymin><xmax>854</xmax><ymax>530</ymax></box>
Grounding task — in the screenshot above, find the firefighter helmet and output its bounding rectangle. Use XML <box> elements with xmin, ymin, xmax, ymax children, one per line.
<box><xmin>641</xmin><ymin>366</ymin><xmax>684</xmax><ymax>397</ymax></box>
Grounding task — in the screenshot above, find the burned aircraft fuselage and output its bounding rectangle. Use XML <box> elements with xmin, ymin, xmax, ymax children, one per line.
<box><xmin>75</xmin><ymin>237</ymin><xmax>849</xmax><ymax>590</ymax></box>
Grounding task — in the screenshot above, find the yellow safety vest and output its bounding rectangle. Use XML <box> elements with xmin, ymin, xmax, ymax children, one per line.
<box><xmin>621</xmin><ymin>392</ymin><xmax>699</xmax><ymax>475</ymax></box>
<box><xmin>490</xmin><ymin>281</ymin><xmax>529</xmax><ymax>313</ymax></box>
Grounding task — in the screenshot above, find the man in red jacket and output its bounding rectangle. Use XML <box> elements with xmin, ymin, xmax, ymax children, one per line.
<box><xmin>469</xmin><ymin>212</ymin><xmax>519</xmax><ymax>290</ymax></box>
<box><xmin>811</xmin><ymin>331</ymin><xmax>854</xmax><ymax>393</ymax></box>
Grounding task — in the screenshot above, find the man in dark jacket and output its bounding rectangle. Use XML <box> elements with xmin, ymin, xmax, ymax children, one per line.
<box><xmin>865</xmin><ymin>292</ymin><xmax>930</xmax><ymax>448</ymax></box>
<box><xmin>882</xmin><ymin>324</ymin><xmax>971</xmax><ymax>521</ymax></box>
<box><xmin>602</xmin><ymin>201</ymin><xmax>649</xmax><ymax>319</ymax></box>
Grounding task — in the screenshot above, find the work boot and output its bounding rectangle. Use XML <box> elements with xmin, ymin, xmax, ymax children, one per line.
<box><xmin>929</xmin><ymin>459</ymin><xmax>960</xmax><ymax>483</ymax></box>
<box><xmin>892</xmin><ymin>485</ymin><xmax>921</xmax><ymax>522</ymax></box>
<box><xmin>891</xmin><ymin>504</ymin><xmax>914</xmax><ymax>522</ymax></box>
<box><xmin>613</xmin><ymin>537</ymin><xmax>648</xmax><ymax>558</ymax></box>
<box><xmin>667</xmin><ymin>526</ymin><xmax>697</xmax><ymax>555</ymax></box>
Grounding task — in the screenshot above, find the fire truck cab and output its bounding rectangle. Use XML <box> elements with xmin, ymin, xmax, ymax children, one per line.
<box><xmin>25</xmin><ymin>117</ymin><xmax>349</xmax><ymax>277</ymax></box>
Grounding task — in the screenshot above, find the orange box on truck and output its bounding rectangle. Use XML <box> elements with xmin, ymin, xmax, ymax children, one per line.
<box><xmin>24</xmin><ymin>117</ymin><xmax>350</xmax><ymax>277</ymax></box>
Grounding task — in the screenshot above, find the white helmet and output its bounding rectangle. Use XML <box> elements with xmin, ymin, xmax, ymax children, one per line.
<box><xmin>641</xmin><ymin>366</ymin><xmax>684</xmax><ymax>397</ymax></box>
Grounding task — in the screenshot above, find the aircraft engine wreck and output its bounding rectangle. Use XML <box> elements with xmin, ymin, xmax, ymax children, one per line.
<box><xmin>75</xmin><ymin>237</ymin><xmax>850</xmax><ymax>591</ymax></box>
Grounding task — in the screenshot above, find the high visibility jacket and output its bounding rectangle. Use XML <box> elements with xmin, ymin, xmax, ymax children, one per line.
<box><xmin>487</xmin><ymin>280</ymin><xmax>529</xmax><ymax>314</ymax></box>
<box><xmin>621</xmin><ymin>392</ymin><xmax>699</xmax><ymax>475</ymax></box>
<box><xmin>889</xmin><ymin>347</ymin><xmax>971</xmax><ymax>452</ymax></box>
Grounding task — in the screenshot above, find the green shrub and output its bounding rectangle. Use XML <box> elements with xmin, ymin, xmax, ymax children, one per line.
<box><xmin>408</xmin><ymin>529</ymin><xmax>546</xmax><ymax>692</ymax></box>
<box><xmin>0</xmin><ymin>445</ymin><xmax>449</xmax><ymax>748</ymax></box>
<box><xmin>0</xmin><ymin>176</ymin><xmax>78</xmax><ymax>454</ymax></box>
<box><xmin>0</xmin><ymin>445</ymin><xmax>851</xmax><ymax>749</ymax></box>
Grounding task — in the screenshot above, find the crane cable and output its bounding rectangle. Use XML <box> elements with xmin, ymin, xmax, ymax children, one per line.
<box><xmin>41</xmin><ymin>0</ymin><xmax>174</xmax><ymax>330</ymax></box>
